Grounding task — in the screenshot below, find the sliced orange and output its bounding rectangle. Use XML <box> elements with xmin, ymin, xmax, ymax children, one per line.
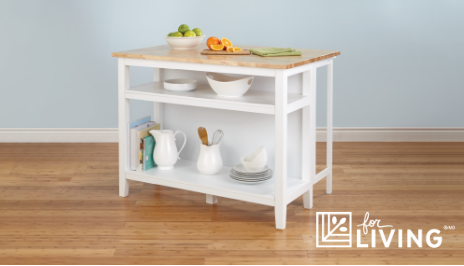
<box><xmin>226</xmin><ymin>47</ymin><xmax>234</xmax><ymax>52</ymax></box>
<box><xmin>210</xmin><ymin>44</ymin><xmax>224</xmax><ymax>51</ymax></box>
<box><xmin>221</xmin><ymin>38</ymin><xmax>233</xmax><ymax>48</ymax></box>
<box><xmin>233</xmin><ymin>47</ymin><xmax>242</xmax><ymax>52</ymax></box>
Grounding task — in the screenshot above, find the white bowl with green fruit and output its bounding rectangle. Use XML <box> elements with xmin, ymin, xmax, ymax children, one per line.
<box><xmin>166</xmin><ymin>24</ymin><xmax>204</xmax><ymax>50</ymax></box>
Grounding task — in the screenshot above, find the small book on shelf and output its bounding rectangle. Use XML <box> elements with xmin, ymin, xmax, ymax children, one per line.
<box><xmin>134</xmin><ymin>123</ymin><xmax>160</xmax><ymax>171</ymax></box>
<box><xmin>141</xmin><ymin>135</ymin><xmax>156</xmax><ymax>171</ymax></box>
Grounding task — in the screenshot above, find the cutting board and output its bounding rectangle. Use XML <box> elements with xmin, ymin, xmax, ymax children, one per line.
<box><xmin>201</xmin><ymin>49</ymin><xmax>251</xmax><ymax>55</ymax></box>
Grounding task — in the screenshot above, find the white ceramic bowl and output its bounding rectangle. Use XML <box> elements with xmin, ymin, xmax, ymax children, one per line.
<box><xmin>246</xmin><ymin>146</ymin><xmax>267</xmax><ymax>163</ymax></box>
<box><xmin>165</xmin><ymin>36</ymin><xmax>205</xmax><ymax>50</ymax></box>
<box><xmin>241</xmin><ymin>156</ymin><xmax>266</xmax><ymax>172</ymax></box>
<box><xmin>164</xmin><ymin>79</ymin><xmax>197</xmax><ymax>92</ymax></box>
<box><xmin>206</xmin><ymin>72</ymin><xmax>254</xmax><ymax>97</ymax></box>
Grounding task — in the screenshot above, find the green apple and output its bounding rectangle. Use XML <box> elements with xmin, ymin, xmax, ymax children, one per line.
<box><xmin>178</xmin><ymin>24</ymin><xmax>190</xmax><ymax>34</ymax></box>
<box><xmin>183</xmin><ymin>30</ymin><xmax>196</xmax><ymax>37</ymax></box>
<box><xmin>168</xmin><ymin>31</ymin><xmax>183</xmax><ymax>37</ymax></box>
<box><xmin>192</xmin><ymin>28</ymin><xmax>203</xmax><ymax>36</ymax></box>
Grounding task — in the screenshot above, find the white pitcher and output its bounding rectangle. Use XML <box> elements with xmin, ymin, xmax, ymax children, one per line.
<box><xmin>149</xmin><ymin>130</ymin><xmax>186</xmax><ymax>170</ymax></box>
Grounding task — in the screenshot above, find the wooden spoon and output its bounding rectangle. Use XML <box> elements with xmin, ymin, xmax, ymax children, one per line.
<box><xmin>198</xmin><ymin>127</ymin><xmax>209</xmax><ymax>146</ymax></box>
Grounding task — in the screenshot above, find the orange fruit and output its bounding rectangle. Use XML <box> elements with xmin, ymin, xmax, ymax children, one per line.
<box><xmin>206</xmin><ymin>37</ymin><xmax>220</xmax><ymax>49</ymax></box>
<box><xmin>226</xmin><ymin>47</ymin><xmax>234</xmax><ymax>52</ymax></box>
<box><xmin>221</xmin><ymin>38</ymin><xmax>233</xmax><ymax>48</ymax></box>
<box><xmin>233</xmin><ymin>47</ymin><xmax>242</xmax><ymax>52</ymax></box>
<box><xmin>211</xmin><ymin>44</ymin><xmax>225</xmax><ymax>51</ymax></box>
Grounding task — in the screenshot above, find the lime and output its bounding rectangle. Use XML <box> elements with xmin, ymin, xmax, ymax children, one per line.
<box><xmin>168</xmin><ymin>32</ymin><xmax>183</xmax><ymax>37</ymax></box>
<box><xmin>178</xmin><ymin>24</ymin><xmax>190</xmax><ymax>34</ymax></box>
<box><xmin>192</xmin><ymin>28</ymin><xmax>203</xmax><ymax>36</ymax></box>
<box><xmin>184</xmin><ymin>30</ymin><xmax>196</xmax><ymax>37</ymax></box>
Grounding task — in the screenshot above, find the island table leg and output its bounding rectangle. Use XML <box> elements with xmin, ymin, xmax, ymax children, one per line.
<box><xmin>118</xmin><ymin>58</ymin><xmax>130</xmax><ymax>197</ymax></box>
<box><xmin>275</xmin><ymin>70</ymin><xmax>288</xmax><ymax>230</ymax></box>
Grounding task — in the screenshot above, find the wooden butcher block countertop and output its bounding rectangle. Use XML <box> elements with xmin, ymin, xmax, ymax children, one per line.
<box><xmin>112</xmin><ymin>44</ymin><xmax>340</xmax><ymax>69</ymax></box>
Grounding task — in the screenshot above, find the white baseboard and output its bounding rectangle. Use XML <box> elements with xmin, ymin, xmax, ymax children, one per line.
<box><xmin>0</xmin><ymin>129</ymin><xmax>118</xmax><ymax>143</ymax></box>
<box><xmin>0</xmin><ymin>128</ymin><xmax>463</xmax><ymax>143</ymax></box>
<box><xmin>317</xmin><ymin>127</ymin><xmax>464</xmax><ymax>142</ymax></box>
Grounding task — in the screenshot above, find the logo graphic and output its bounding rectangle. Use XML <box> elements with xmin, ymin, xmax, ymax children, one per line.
<box><xmin>316</xmin><ymin>211</ymin><xmax>443</xmax><ymax>248</ymax></box>
<box><xmin>316</xmin><ymin>212</ymin><xmax>352</xmax><ymax>247</ymax></box>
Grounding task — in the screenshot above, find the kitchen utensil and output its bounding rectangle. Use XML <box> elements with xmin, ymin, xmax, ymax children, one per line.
<box><xmin>212</xmin><ymin>130</ymin><xmax>224</xmax><ymax>145</ymax></box>
<box><xmin>241</xmin><ymin>156</ymin><xmax>266</xmax><ymax>172</ymax></box>
<box><xmin>165</xmin><ymin>36</ymin><xmax>205</xmax><ymax>50</ymax></box>
<box><xmin>206</xmin><ymin>72</ymin><xmax>254</xmax><ymax>97</ymax></box>
<box><xmin>201</xmin><ymin>49</ymin><xmax>251</xmax><ymax>55</ymax></box>
<box><xmin>164</xmin><ymin>79</ymin><xmax>197</xmax><ymax>92</ymax></box>
<box><xmin>198</xmin><ymin>127</ymin><xmax>208</xmax><ymax>146</ymax></box>
<box><xmin>197</xmin><ymin>142</ymin><xmax>223</xmax><ymax>175</ymax></box>
<box><xmin>149</xmin><ymin>130</ymin><xmax>187</xmax><ymax>170</ymax></box>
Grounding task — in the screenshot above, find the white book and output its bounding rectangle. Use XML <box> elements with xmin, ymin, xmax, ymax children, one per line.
<box><xmin>130</xmin><ymin>121</ymin><xmax>157</xmax><ymax>170</ymax></box>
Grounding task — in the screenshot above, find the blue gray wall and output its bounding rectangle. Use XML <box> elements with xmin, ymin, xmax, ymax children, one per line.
<box><xmin>1</xmin><ymin>0</ymin><xmax>463</xmax><ymax>128</ymax></box>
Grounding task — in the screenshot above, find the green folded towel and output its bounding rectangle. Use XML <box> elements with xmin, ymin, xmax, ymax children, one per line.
<box><xmin>250</xmin><ymin>47</ymin><xmax>302</xmax><ymax>57</ymax></box>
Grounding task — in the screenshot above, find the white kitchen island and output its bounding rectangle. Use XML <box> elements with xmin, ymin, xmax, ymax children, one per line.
<box><xmin>112</xmin><ymin>44</ymin><xmax>340</xmax><ymax>230</ymax></box>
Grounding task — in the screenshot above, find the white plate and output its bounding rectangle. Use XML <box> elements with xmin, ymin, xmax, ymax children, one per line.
<box><xmin>229</xmin><ymin>175</ymin><xmax>272</xmax><ymax>181</ymax></box>
<box><xmin>230</xmin><ymin>171</ymin><xmax>271</xmax><ymax>178</ymax></box>
<box><xmin>164</xmin><ymin>79</ymin><xmax>197</xmax><ymax>92</ymax></box>
<box><xmin>230</xmin><ymin>169</ymin><xmax>272</xmax><ymax>176</ymax></box>
<box><xmin>234</xmin><ymin>164</ymin><xmax>269</xmax><ymax>174</ymax></box>
<box><xmin>230</xmin><ymin>178</ymin><xmax>271</xmax><ymax>185</ymax></box>
<box><xmin>231</xmin><ymin>177</ymin><xmax>271</xmax><ymax>183</ymax></box>
<box><xmin>229</xmin><ymin>173</ymin><xmax>272</xmax><ymax>179</ymax></box>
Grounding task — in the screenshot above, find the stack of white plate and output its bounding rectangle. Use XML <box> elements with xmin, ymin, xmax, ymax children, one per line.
<box><xmin>229</xmin><ymin>164</ymin><xmax>273</xmax><ymax>184</ymax></box>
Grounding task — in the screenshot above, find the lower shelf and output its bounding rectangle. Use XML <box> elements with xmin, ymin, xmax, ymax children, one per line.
<box><xmin>125</xmin><ymin>160</ymin><xmax>310</xmax><ymax>206</ymax></box>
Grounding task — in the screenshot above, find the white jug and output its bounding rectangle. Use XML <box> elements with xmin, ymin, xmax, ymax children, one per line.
<box><xmin>149</xmin><ymin>130</ymin><xmax>186</xmax><ymax>170</ymax></box>
<box><xmin>197</xmin><ymin>142</ymin><xmax>223</xmax><ymax>175</ymax></box>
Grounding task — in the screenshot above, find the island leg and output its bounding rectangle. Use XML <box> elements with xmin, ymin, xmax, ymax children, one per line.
<box><xmin>302</xmin><ymin>69</ymin><xmax>317</xmax><ymax>209</ymax></box>
<box><xmin>206</xmin><ymin>195</ymin><xmax>218</xmax><ymax>204</ymax></box>
<box><xmin>275</xmin><ymin>70</ymin><xmax>288</xmax><ymax>230</ymax></box>
<box><xmin>118</xmin><ymin>58</ymin><xmax>130</xmax><ymax>197</ymax></box>
<box><xmin>326</xmin><ymin>61</ymin><xmax>333</xmax><ymax>194</ymax></box>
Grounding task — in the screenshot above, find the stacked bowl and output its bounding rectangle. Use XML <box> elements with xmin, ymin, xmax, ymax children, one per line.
<box><xmin>229</xmin><ymin>146</ymin><xmax>272</xmax><ymax>184</ymax></box>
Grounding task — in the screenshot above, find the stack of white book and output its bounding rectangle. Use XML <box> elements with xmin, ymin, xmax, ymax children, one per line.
<box><xmin>128</xmin><ymin>116</ymin><xmax>160</xmax><ymax>171</ymax></box>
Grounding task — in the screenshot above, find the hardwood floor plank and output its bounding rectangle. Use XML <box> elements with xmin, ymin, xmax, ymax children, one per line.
<box><xmin>0</xmin><ymin>142</ymin><xmax>463</xmax><ymax>265</ymax></box>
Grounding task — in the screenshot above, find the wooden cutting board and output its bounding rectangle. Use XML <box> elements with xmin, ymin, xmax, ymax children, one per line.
<box><xmin>201</xmin><ymin>49</ymin><xmax>251</xmax><ymax>55</ymax></box>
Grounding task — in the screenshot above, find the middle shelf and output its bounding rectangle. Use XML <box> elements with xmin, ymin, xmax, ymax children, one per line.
<box><xmin>125</xmin><ymin>81</ymin><xmax>310</xmax><ymax>115</ymax></box>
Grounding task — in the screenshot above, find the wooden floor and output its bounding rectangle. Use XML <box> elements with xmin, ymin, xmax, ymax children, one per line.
<box><xmin>0</xmin><ymin>143</ymin><xmax>463</xmax><ymax>265</ymax></box>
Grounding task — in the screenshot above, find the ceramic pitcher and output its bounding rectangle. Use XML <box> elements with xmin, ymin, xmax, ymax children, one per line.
<box><xmin>149</xmin><ymin>130</ymin><xmax>186</xmax><ymax>170</ymax></box>
<box><xmin>197</xmin><ymin>143</ymin><xmax>223</xmax><ymax>175</ymax></box>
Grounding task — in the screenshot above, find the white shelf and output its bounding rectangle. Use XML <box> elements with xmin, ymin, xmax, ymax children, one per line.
<box><xmin>125</xmin><ymin>82</ymin><xmax>310</xmax><ymax>115</ymax></box>
<box><xmin>125</xmin><ymin>160</ymin><xmax>310</xmax><ymax>206</ymax></box>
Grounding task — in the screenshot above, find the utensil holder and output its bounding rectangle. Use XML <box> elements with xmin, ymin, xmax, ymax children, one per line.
<box><xmin>197</xmin><ymin>142</ymin><xmax>223</xmax><ymax>175</ymax></box>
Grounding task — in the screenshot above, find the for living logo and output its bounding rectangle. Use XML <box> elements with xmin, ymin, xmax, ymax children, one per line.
<box><xmin>316</xmin><ymin>212</ymin><xmax>352</xmax><ymax>247</ymax></box>
<box><xmin>316</xmin><ymin>212</ymin><xmax>443</xmax><ymax>248</ymax></box>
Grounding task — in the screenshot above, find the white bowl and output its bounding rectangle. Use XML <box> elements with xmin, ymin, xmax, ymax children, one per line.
<box><xmin>206</xmin><ymin>72</ymin><xmax>254</xmax><ymax>97</ymax></box>
<box><xmin>245</xmin><ymin>146</ymin><xmax>267</xmax><ymax>163</ymax></box>
<box><xmin>164</xmin><ymin>79</ymin><xmax>197</xmax><ymax>92</ymax></box>
<box><xmin>165</xmin><ymin>36</ymin><xmax>205</xmax><ymax>50</ymax></box>
<box><xmin>241</xmin><ymin>156</ymin><xmax>266</xmax><ymax>172</ymax></box>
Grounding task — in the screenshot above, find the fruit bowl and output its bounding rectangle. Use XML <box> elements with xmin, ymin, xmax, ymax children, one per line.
<box><xmin>165</xmin><ymin>36</ymin><xmax>205</xmax><ymax>50</ymax></box>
